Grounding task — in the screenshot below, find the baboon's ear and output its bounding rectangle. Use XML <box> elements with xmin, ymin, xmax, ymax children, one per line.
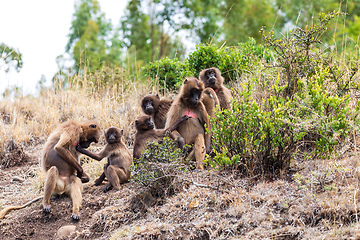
<box><xmin>135</xmin><ymin>120</ymin><xmax>139</xmax><ymax>125</ymax></box>
<box><xmin>120</xmin><ymin>129</ymin><xmax>124</xmax><ymax>135</ymax></box>
<box><xmin>184</xmin><ymin>78</ymin><xmax>188</xmax><ymax>84</ymax></box>
<box><xmin>89</xmin><ymin>124</ymin><xmax>97</xmax><ymax>129</ymax></box>
<box><xmin>156</xmin><ymin>94</ymin><xmax>160</xmax><ymax>99</ymax></box>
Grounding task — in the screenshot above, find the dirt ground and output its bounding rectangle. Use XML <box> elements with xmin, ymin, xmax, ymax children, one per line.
<box><xmin>1</xmin><ymin>141</ymin><xmax>360</xmax><ymax>240</ymax></box>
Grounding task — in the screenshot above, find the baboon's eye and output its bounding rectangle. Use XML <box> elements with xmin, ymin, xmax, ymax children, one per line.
<box><xmin>89</xmin><ymin>124</ymin><xmax>97</xmax><ymax>128</ymax></box>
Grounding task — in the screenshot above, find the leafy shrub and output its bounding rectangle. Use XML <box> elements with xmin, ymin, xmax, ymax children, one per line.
<box><xmin>131</xmin><ymin>136</ymin><xmax>191</xmax><ymax>187</ymax></box>
<box><xmin>140</xmin><ymin>39</ymin><xmax>272</xmax><ymax>90</ymax></box>
<box><xmin>260</xmin><ymin>11</ymin><xmax>353</xmax><ymax>98</ymax></box>
<box><xmin>186</xmin><ymin>38</ymin><xmax>272</xmax><ymax>83</ymax></box>
<box><xmin>208</xmin><ymin>85</ymin><xmax>296</xmax><ymax>176</ymax></box>
<box><xmin>208</xmin><ymin>12</ymin><xmax>359</xmax><ymax>176</ymax></box>
<box><xmin>209</xmin><ymin>73</ymin><xmax>355</xmax><ymax>176</ymax></box>
<box><xmin>141</xmin><ymin>57</ymin><xmax>190</xmax><ymax>92</ymax></box>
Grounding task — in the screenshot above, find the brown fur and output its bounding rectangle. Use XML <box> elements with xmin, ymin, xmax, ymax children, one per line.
<box><xmin>201</xmin><ymin>87</ymin><xmax>220</xmax><ymax>118</ymax></box>
<box><xmin>133</xmin><ymin>115</ymin><xmax>189</xmax><ymax>159</ymax></box>
<box><xmin>76</xmin><ymin>127</ymin><xmax>133</xmax><ymax>192</ymax></box>
<box><xmin>141</xmin><ymin>94</ymin><xmax>173</xmax><ymax>129</ymax></box>
<box><xmin>165</xmin><ymin>77</ymin><xmax>211</xmax><ymax>170</ymax></box>
<box><xmin>199</xmin><ymin>67</ymin><xmax>232</xmax><ymax>110</ymax></box>
<box><xmin>42</xmin><ymin>119</ymin><xmax>101</xmax><ymax>220</ymax></box>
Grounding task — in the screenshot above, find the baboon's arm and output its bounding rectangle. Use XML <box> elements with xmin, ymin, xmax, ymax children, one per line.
<box><xmin>54</xmin><ymin>134</ymin><xmax>84</xmax><ymax>175</ymax></box>
<box><xmin>166</xmin><ymin>115</ymin><xmax>188</xmax><ymax>132</ymax></box>
<box><xmin>76</xmin><ymin>144</ymin><xmax>112</xmax><ymax>161</ymax></box>
<box><xmin>204</xmin><ymin>87</ymin><xmax>220</xmax><ymax>109</ymax></box>
<box><xmin>200</xmin><ymin>105</ymin><xmax>212</xmax><ymax>153</ymax></box>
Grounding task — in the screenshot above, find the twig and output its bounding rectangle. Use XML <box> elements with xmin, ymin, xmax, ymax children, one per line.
<box><xmin>183</xmin><ymin>179</ymin><xmax>230</xmax><ymax>193</ymax></box>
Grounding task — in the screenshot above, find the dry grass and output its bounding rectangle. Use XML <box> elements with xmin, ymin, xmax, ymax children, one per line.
<box><xmin>0</xmin><ymin>77</ymin><xmax>153</xmax><ymax>156</ymax></box>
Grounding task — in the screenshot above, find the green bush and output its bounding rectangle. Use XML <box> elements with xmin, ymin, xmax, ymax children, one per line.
<box><xmin>260</xmin><ymin>11</ymin><xmax>354</xmax><ymax>98</ymax></box>
<box><xmin>208</xmin><ymin>12</ymin><xmax>359</xmax><ymax>176</ymax></box>
<box><xmin>131</xmin><ymin>136</ymin><xmax>191</xmax><ymax>187</ymax></box>
<box><xmin>209</xmin><ymin>72</ymin><xmax>355</xmax><ymax>176</ymax></box>
<box><xmin>208</xmin><ymin>85</ymin><xmax>297</xmax><ymax>176</ymax></box>
<box><xmin>141</xmin><ymin>57</ymin><xmax>190</xmax><ymax>92</ymax></box>
<box><xmin>140</xmin><ymin>39</ymin><xmax>272</xmax><ymax>90</ymax></box>
<box><xmin>186</xmin><ymin>38</ymin><xmax>272</xmax><ymax>83</ymax></box>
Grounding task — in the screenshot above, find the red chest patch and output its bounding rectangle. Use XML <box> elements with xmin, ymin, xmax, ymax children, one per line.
<box><xmin>183</xmin><ymin>109</ymin><xmax>198</xmax><ymax>118</ymax></box>
<box><xmin>73</xmin><ymin>141</ymin><xmax>79</xmax><ymax>146</ymax></box>
<box><xmin>214</xmin><ymin>88</ymin><xmax>219</xmax><ymax>92</ymax></box>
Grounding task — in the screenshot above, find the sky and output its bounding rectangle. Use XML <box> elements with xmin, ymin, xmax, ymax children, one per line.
<box><xmin>0</xmin><ymin>0</ymin><xmax>128</xmax><ymax>96</ymax></box>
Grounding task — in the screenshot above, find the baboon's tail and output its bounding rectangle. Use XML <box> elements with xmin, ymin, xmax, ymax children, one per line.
<box><xmin>0</xmin><ymin>196</ymin><xmax>43</xmax><ymax>219</ymax></box>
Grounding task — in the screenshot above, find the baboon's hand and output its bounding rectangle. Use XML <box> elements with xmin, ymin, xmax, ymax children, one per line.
<box><xmin>76</xmin><ymin>144</ymin><xmax>84</xmax><ymax>153</ymax></box>
<box><xmin>206</xmin><ymin>146</ymin><xmax>212</xmax><ymax>154</ymax></box>
<box><xmin>80</xmin><ymin>172</ymin><xmax>90</xmax><ymax>183</ymax></box>
<box><xmin>178</xmin><ymin>137</ymin><xmax>185</xmax><ymax>149</ymax></box>
<box><xmin>181</xmin><ymin>115</ymin><xmax>189</xmax><ymax>121</ymax></box>
<box><xmin>77</xmin><ymin>171</ymin><xmax>90</xmax><ymax>183</ymax></box>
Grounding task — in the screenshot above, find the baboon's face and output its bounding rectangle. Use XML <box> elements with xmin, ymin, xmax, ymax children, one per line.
<box><xmin>188</xmin><ymin>87</ymin><xmax>202</xmax><ymax>107</ymax></box>
<box><xmin>142</xmin><ymin>94</ymin><xmax>160</xmax><ymax>115</ymax></box>
<box><xmin>182</xmin><ymin>77</ymin><xmax>204</xmax><ymax>107</ymax></box>
<box><xmin>105</xmin><ymin>127</ymin><xmax>122</xmax><ymax>144</ymax></box>
<box><xmin>135</xmin><ymin>116</ymin><xmax>154</xmax><ymax>131</ymax></box>
<box><xmin>142</xmin><ymin>98</ymin><xmax>155</xmax><ymax>114</ymax></box>
<box><xmin>199</xmin><ymin>67</ymin><xmax>223</xmax><ymax>89</ymax></box>
<box><xmin>79</xmin><ymin>123</ymin><xmax>101</xmax><ymax>148</ymax></box>
<box><xmin>205</xmin><ymin>69</ymin><xmax>217</xmax><ymax>86</ymax></box>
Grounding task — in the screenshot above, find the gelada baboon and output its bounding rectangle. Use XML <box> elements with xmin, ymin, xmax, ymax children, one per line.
<box><xmin>141</xmin><ymin>94</ymin><xmax>173</xmax><ymax>129</ymax></box>
<box><xmin>165</xmin><ymin>77</ymin><xmax>211</xmax><ymax>170</ymax></box>
<box><xmin>42</xmin><ymin>119</ymin><xmax>101</xmax><ymax>220</ymax></box>
<box><xmin>133</xmin><ymin>115</ymin><xmax>189</xmax><ymax>159</ymax></box>
<box><xmin>199</xmin><ymin>67</ymin><xmax>232</xmax><ymax>110</ymax></box>
<box><xmin>201</xmin><ymin>87</ymin><xmax>220</xmax><ymax>118</ymax></box>
<box><xmin>76</xmin><ymin>127</ymin><xmax>133</xmax><ymax>192</ymax></box>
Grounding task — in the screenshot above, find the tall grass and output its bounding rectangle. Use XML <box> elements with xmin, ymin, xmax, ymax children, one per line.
<box><xmin>0</xmin><ymin>70</ymin><xmax>154</xmax><ymax>159</ymax></box>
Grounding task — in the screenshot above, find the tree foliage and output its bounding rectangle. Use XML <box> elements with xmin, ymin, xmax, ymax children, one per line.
<box><xmin>222</xmin><ymin>0</ymin><xmax>279</xmax><ymax>45</ymax></box>
<box><xmin>54</xmin><ymin>0</ymin><xmax>360</xmax><ymax>91</ymax></box>
<box><xmin>120</xmin><ymin>0</ymin><xmax>187</xmax><ymax>64</ymax></box>
<box><xmin>65</xmin><ymin>0</ymin><xmax>122</xmax><ymax>72</ymax></box>
<box><xmin>0</xmin><ymin>43</ymin><xmax>23</xmax><ymax>73</ymax></box>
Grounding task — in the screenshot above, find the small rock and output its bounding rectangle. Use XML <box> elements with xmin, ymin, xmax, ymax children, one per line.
<box><xmin>56</xmin><ymin>225</ymin><xmax>76</xmax><ymax>239</ymax></box>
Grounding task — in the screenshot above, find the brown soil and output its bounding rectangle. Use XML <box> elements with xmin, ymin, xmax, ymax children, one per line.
<box><xmin>1</xmin><ymin>143</ymin><xmax>360</xmax><ymax>239</ymax></box>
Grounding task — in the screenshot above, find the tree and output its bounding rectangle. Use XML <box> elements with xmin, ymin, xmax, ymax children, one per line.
<box><xmin>274</xmin><ymin>0</ymin><xmax>338</xmax><ymax>28</ymax></box>
<box><xmin>222</xmin><ymin>0</ymin><xmax>279</xmax><ymax>45</ymax></box>
<box><xmin>120</xmin><ymin>0</ymin><xmax>188</xmax><ymax>63</ymax></box>
<box><xmin>65</xmin><ymin>0</ymin><xmax>122</xmax><ymax>72</ymax></box>
<box><xmin>0</xmin><ymin>43</ymin><xmax>23</xmax><ymax>73</ymax></box>
<box><xmin>180</xmin><ymin>0</ymin><xmax>223</xmax><ymax>44</ymax></box>
<box><xmin>121</xmin><ymin>0</ymin><xmax>227</xmax><ymax>63</ymax></box>
<box><xmin>120</xmin><ymin>0</ymin><xmax>152</xmax><ymax>63</ymax></box>
<box><xmin>36</xmin><ymin>74</ymin><xmax>48</xmax><ymax>95</ymax></box>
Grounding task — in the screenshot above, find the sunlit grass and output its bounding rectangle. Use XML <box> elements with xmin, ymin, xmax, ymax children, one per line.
<box><xmin>0</xmin><ymin>73</ymin><xmax>152</xmax><ymax>157</ymax></box>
